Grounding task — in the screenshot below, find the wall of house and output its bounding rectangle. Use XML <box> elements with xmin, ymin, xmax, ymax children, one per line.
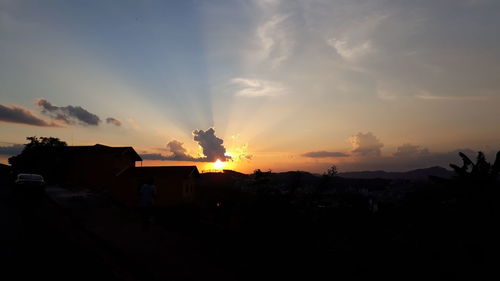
<box><xmin>110</xmin><ymin>176</ymin><xmax>139</xmax><ymax>206</ymax></box>
<box><xmin>111</xmin><ymin>176</ymin><xmax>197</xmax><ymax>207</ymax></box>
<box><xmin>66</xmin><ymin>154</ymin><xmax>135</xmax><ymax>189</ymax></box>
<box><xmin>155</xmin><ymin>177</ymin><xmax>183</xmax><ymax>206</ymax></box>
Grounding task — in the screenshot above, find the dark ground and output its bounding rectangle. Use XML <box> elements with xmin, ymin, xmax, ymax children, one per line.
<box><xmin>0</xmin><ymin>175</ymin><xmax>130</xmax><ymax>281</ymax></box>
<box><xmin>2</xmin><ymin>171</ymin><xmax>498</xmax><ymax>281</ymax></box>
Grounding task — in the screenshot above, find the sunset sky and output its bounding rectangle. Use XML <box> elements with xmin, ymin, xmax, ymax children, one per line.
<box><xmin>1</xmin><ymin>0</ymin><xmax>500</xmax><ymax>173</ymax></box>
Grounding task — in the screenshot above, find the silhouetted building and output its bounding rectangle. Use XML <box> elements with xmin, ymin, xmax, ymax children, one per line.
<box><xmin>61</xmin><ymin>144</ymin><xmax>142</xmax><ymax>189</ymax></box>
<box><xmin>12</xmin><ymin>144</ymin><xmax>142</xmax><ymax>189</ymax></box>
<box><xmin>112</xmin><ymin>166</ymin><xmax>200</xmax><ymax>207</ymax></box>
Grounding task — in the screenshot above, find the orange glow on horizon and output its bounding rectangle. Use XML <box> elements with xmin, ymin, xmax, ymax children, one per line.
<box><xmin>141</xmin><ymin>159</ymin><xmax>238</xmax><ymax>173</ymax></box>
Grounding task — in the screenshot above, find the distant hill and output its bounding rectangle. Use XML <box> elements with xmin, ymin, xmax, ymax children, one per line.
<box><xmin>272</xmin><ymin>171</ymin><xmax>321</xmax><ymax>186</ymax></box>
<box><xmin>339</xmin><ymin>166</ymin><xmax>454</xmax><ymax>180</ymax></box>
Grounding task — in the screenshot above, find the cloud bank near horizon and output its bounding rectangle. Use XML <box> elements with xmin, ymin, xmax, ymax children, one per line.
<box><xmin>0</xmin><ymin>144</ymin><xmax>24</xmax><ymax>156</ymax></box>
<box><xmin>302</xmin><ymin>151</ymin><xmax>349</xmax><ymax>158</ymax></box>
<box><xmin>302</xmin><ymin>130</ymin><xmax>499</xmax><ymax>172</ymax></box>
<box><xmin>141</xmin><ymin>128</ymin><xmax>231</xmax><ymax>163</ymax></box>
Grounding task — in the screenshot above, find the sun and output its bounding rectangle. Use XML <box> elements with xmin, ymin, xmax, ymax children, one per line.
<box><xmin>212</xmin><ymin>159</ymin><xmax>226</xmax><ymax>170</ymax></box>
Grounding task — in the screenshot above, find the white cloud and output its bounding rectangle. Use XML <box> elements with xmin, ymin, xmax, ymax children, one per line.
<box><xmin>349</xmin><ymin>132</ymin><xmax>384</xmax><ymax>156</ymax></box>
<box><xmin>327</xmin><ymin>38</ymin><xmax>373</xmax><ymax>60</ymax></box>
<box><xmin>324</xmin><ymin>12</ymin><xmax>388</xmax><ymax>61</ymax></box>
<box><xmin>415</xmin><ymin>92</ymin><xmax>490</xmax><ymax>101</ymax></box>
<box><xmin>256</xmin><ymin>14</ymin><xmax>293</xmax><ymax>68</ymax></box>
<box><xmin>255</xmin><ymin>0</ymin><xmax>280</xmax><ymax>8</ymax></box>
<box><xmin>231</xmin><ymin>78</ymin><xmax>287</xmax><ymax>97</ymax></box>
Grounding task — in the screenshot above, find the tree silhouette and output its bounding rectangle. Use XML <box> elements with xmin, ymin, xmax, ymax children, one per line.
<box><xmin>23</xmin><ymin>136</ymin><xmax>67</xmax><ymax>151</ymax></box>
<box><xmin>449</xmin><ymin>151</ymin><xmax>500</xmax><ymax>187</ymax></box>
<box><xmin>8</xmin><ymin>136</ymin><xmax>68</xmax><ymax>181</ymax></box>
<box><xmin>318</xmin><ymin>165</ymin><xmax>338</xmax><ymax>192</ymax></box>
<box><xmin>447</xmin><ymin>151</ymin><xmax>500</xmax><ymax>264</ymax></box>
<box><xmin>447</xmin><ymin>150</ymin><xmax>500</xmax><ymax>232</ymax></box>
<box><xmin>325</xmin><ymin>165</ymin><xmax>338</xmax><ymax>178</ymax></box>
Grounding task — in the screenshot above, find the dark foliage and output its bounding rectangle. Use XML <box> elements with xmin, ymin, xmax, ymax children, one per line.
<box><xmin>8</xmin><ymin>136</ymin><xmax>67</xmax><ymax>182</ymax></box>
<box><xmin>183</xmin><ymin>152</ymin><xmax>500</xmax><ymax>280</ymax></box>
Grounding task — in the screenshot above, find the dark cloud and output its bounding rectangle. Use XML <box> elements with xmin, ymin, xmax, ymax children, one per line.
<box><xmin>141</xmin><ymin>140</ymin><xmax>212</xmax><ymax>162</ymax></box>
<box><xmin>0</xmin><ymin>144</ymin><xmax>24</xmax><ymax>156</ymax></box>
<box><xmin>193</xmin><ymin>128</ymin><xmax>231</xmax><ymax>162</ymax></box>
<box><xmin>302</xmin><ymin>151</ymin><xmax>349</xmax><ymax>158</ymax></box>
<box><xmin>142</xmin><ymin>140</ymin><xmax>204</xmax><ymax>162</ymax></box>
<box><xmin>167</xmin><ymin>140</ymin><xmax>188</xmax><ymax>157</ymax></box>
<box><xmin>140</xmin><ymin>153</ymin><xmax>171</xmax><ymax>161</ymax></box>
<box><xmin>164</xmin><ymin>140</ymin><xmax>199</xmax><ymax>161</ymax></box>
<box><xmin>36</xmin><ymin>98</ymin><xmax>101</xmax><ymax>126</ymax></box>
<box><xmin>0</xmin><ymin>104</ymin><xmax>59</xmax><ymax>127</ymax></box>
<box><xmin>106</xmin><ymin>117</ymin><xmax>122</xmax><ymax>126</ymax></box>
<box><xmin>350</xmin><ymin>132</ymin><xmax>384</xmax><ymax>156</ymax></box>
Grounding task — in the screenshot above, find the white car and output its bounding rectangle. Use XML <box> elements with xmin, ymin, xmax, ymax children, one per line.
<box><xmin>15</xmin><ymin>173</ymin><xmax>45</xmax><ymax>186</ymax></box>
<box><xmin>15</xmin><ymin>173</ymin><xmax>46</xmax><ymax>196</ymax></box>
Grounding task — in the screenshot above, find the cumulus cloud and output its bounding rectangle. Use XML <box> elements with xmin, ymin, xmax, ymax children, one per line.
<box><xmin>302</xmin><ymin>151</ymin><xmax>349</xmax><ymax>158</ymax></box>
<box><xmin>167</xmin><ymin>140</ymin><xmax>188</xmax><ymax>157</ymax></box>
<box><xmin>232</xmin><ymin>78</ymin><xmax>287</xmax><ymax>97</ymax></box>
<box><xmin>0</xmin><ymin>104</ymin><xmax>59</xmax><ymax>127</ymax></box>
<box><xmin>141</xmin><ymin>128</ymin><xmax>232</xmax><ymax>163</ymax></box>
<box><xmin>193</xmin><ymin>128</ymin><xmax>231</xmax><ymax>162</ymax></box>
<box><xmin>105</xmin><ymin>117</ymin><xmax>122</xmax><ymax>126</ymax></box>
<box><xmin>36</xmin><ymin>98</ymin><xmax>101</xmax><ymax>126</ymax></box>
<box><xmin>0</xmin><ymin>144</ymin><xmax>24</xmax><ymax>156</ymax></box>
<box><xmin>350</xmin><ymin>132</ymin><xmax>384</xmax><ymax>156</ymax></box>
<box><xmin>165</xmin><ymin>140</ymin><xmax>199</xmax><ymax>161</ymax></box>
<box><xmin>141</xmin><ymin>140</ymin><xmax>198</xmax><ymax>161</ymax></box>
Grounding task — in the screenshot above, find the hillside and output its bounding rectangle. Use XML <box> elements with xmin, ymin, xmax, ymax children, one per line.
<box><xmin>339</xmin><ymin>166</ymin><xmax>453</xmax><ymax>180</ymax></box>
